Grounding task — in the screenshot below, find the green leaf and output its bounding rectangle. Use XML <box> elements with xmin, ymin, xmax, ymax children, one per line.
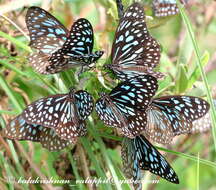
<box><xmin>175</xmin><ymin>64</ymin><xmax>189</xmax><ymax>93</ymax></box>
<box><xmin>188</xmin><ymin>51</ymin><xmax>210</xmax><ymax>89</ymax></box>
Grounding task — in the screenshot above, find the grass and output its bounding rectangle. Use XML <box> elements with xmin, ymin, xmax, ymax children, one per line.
<box><xmin>0</xmin><ymin>0</ymin><xmax>216</xmax><ymax>190</ymax></box>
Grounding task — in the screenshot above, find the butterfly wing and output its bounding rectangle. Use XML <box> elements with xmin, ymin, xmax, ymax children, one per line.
<box><xmin>110</xmin><ymin>3</ymin><xmax>162</xmax><ymax>80</ymax></box>
<box><xmin>61</xmin><ymin>18</ymin><xmax>94</xmax><ymax>56</ymax></box>
<box><xmin>40</xmin><ymin>126</ymin><xmax>73</xmax><ymax>151</ymax></box>
<box><xmin>134</xmin><ymin>135</ymin><xmax>179</xmax><ymax>183</ymax></box>
<box><xmin>29</xmin><ymin>49</ymin><xmax>75</xmax><ymax>74</ymax></box>
<box><xmin>111</xmin><ymin>76</ymin><xmax>158</xmax><ymax>136</ymax></box>
<box><xmin>191</xmin><ymin>99</ymin><xmax>216</xmax><ymax>133</ymax></box>
<box><xmin>96</xmin><ymin>75</ymin><xmax>158</xmax><ymax>137</ymax></box>
<box><xmin>22</xmin><ymin>93</ymin><xmax>69</xmax><ymax>127</ymax></box>
<box><xmin>152</xmin><ymin>0</ymin><xmax>179</xmax><ymax>17</ymax></box>
<box><xmin>191</xmin><ymin>112</ymin><xmax>211</xmax><ymax>134</ymax></box>
<box><xmin>122</xmin><ymin>137</ymin><xmax>143</xmax><ymax>190</ymax></box>
<box><xmin>95</xmin><ymin>97</ymin><xmax>124</xmax><ymax>127</ymax></box>
<box><xmin>22</xmin><ymin>91</ymin><xmax>86</xmax><ymax>140</ymax></box>
<box><xmin>55</xmin><ymin>119</ymin><xmax>87</xmax><ymax>141</ymax></box>
<box><xmin>26</xmin><ymin>6</ymin><xmax>69</xmax><ymax>53</ymax></box>
<box><xmin>144</xmin><ymin>96</ymin><xmax>210</xmax><ymax>144</ymax></box>
<box><xmin>145</xmin><ymin>105</ymin><xmax>175</xmax><ymax>144</ymax></box>
<box><xmin>3</xmin><ymin>115</ymin><xmax>41</xmax><ymax>142</ymax></box>
<box><xmin>2</xmin><ymin>115</ymin><xmax>72</xmax><ymax>151</ymax></box>
<box><xmin>75</xmin><ymin>90</ymin><xmax>94</xmax><ymax>120</ymax></box>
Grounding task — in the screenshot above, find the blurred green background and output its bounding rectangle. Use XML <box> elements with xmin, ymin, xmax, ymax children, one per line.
<box><xmin>0</xmin><ymin>0</ymin><xmax>216</xmax><ymax>189</ymax></box>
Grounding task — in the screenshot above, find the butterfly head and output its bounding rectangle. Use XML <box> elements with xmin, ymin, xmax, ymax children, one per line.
<box><xmin>68</xmin><ymin>88</ymin><xmax>76</xmax><ymax>98</ymax></box>
<box><xmin>95</xmin><ymin>50</ymin><xmax>104</xmax><ymax>57</ymax></box>
<box><xmin>98</xmin><ymin>92</ymin><xmax>107</xmax><ymax>98</ymax></box>
<box><xmin>90</xmin><ymin>50</ymin><xmax>104</xmax><ymax>62</ymax></box>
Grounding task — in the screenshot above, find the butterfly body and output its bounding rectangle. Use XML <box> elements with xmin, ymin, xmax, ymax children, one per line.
<box><xmin>106</xmin><ymin>63</ymin><xmax>164</xmax><ymax>81</ymax></box>
<box><xmin>106</xmin><ymin>3</ymin><xmax>163</xmax><ymax>81</ymax></box>
<box><xmin>26</xmin><ymin>7</ymin><xmax>103</xmax><ymax>74</ymax></box>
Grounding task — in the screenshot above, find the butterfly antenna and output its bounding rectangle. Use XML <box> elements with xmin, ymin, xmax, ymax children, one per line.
<box><xmin>115</xmin><ymin>0</ymin><xmax>124</xmax><ymax>19</ymax></box>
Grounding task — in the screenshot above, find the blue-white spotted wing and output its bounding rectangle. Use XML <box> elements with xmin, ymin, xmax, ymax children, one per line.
<box><xmin>2</xmin><ymin>115</ymin><xmax>73</xmax><ymax>151</ymax></box>
<box><xmin>143</xmin><ymin>96</ymin><xmax>210</xmax><ymax>144</ymax></box>
<box><xmin>122</xmin><ymin>137</ymin><xmax>142</xmax><ymax>190</ymax></box>
<box><xmin>26</xmin><ymin>7</ymin><xmax>103</xmax><ymax>74</ymax></box>
<box><xmin>22</xmin><ymin>89</ymin><xmax>93</xmax><ymax>141</ymax></box>
<box><xmin>152</xmin><ymin>0</ymin><xmax>188</xmax><ymax>17</ymax></box>
<box><xmin>107</xmin><ymin>2</ymin><xmax>163</xmax><ymax>81</ymax></box>
<box><xmin>26</xmin><ymin>6</ymin><xmax>68</xmax><ymax>53</ymax></box>
<box><xmin>122</xmin><ymin>135</ymin><xmax>179</xmax><ymax>188</ymax></box>
<box><xmin>95</xmin><ymin>75</ymin><xmax>158</xmax><ymax>138</ymax></box>
<box><xmin>58</xmin><ymin>18</ymin><xmax>104</xmax><ymax>64</ymax></box>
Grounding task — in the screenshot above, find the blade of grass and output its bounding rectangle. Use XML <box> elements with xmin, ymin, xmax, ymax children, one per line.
<box><xmin>0</xmin><ymin>74</ymin><xmax>23</xmax><ymax>112</ymax></box>
<box><xmin>68</xmin><ymin>152</ymin><xmax>87</xmax><ymax>190</ymax></box>
<box><xmin>81</xmin><ymin>137</ymin><xmax>112</xmax><ymax>190</ymax></box>
<box><xmin>157</xmin><ymin>146</ymin><xmax>216</xmax><ymax>168</ymax></box>
<box><xmin>0</xmin><ymin>14</ymin><xmax>29</xmax><ymax>40</ymax></box>
<box><xmin>197</xmin><ymin>152</ymin><xmax>200</xmax><ymax>190</ymax></box>
<box><xmin>0</xmin><ymin>152</ymin><xmax>14</xmax><ymax>190</ymax></box>
<box><xmin>27</xmin><ymin>70</ymin><xmax>59</xmax><ymax>94</ymax></box>
<box><xmin>87</xmin><ymin>117</ymin><xmax>123</xmax><ymax>190</ymax></box>
<box><xmin>178</xmin><ymin>0</ymin><xmax>216</xmax><ymax>153</ymax></box>
<box><xmin>0</xmin><ymin>110</ymin><xmax>18</xmax><ymax>115</ymax></box>
<box><xmin>7</xmin><ymin>141</ymin><xmax>29</xmax><ymax>190</ymax></box>
<box><xmin>0</xmin><ymin>30</ymin><xmax>31</xmax><ymax>52</ymax></box>
<box><xmin>0</xmin><ymin>60</ymin><xmax>29</xmax><ymax>77</ymax></box>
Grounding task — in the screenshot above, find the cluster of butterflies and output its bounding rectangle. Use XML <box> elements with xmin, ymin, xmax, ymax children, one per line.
<box><xmin>2</xmin><ymin>1</ymin><xmax>214</xmax><ymax>189</ymax></box>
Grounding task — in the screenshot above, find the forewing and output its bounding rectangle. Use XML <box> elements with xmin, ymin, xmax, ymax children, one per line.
<box><xmin>95</xmin><ymin>98</ymin><xmax>124</xmax><ymax>128</ymax></box>
<box><xmin>191</xmin><ymin>99</ymin><xmax>215</xmax><ymax>133</ymax></box>
<box><xmin>75</xmin><ymin>90</ymin><xmax>94</xmax><ymax>120</ymax></box>
<box><xmin>110</xmin><ymin>75</ymin><xmax>158</xmax><ymax>111</ymax></box>
<box><xmin>135</xmin><ymin>135</ymin><xmax>179</xmax><ymax>184</ymax></box>
<box><xmin>22</xmin><ymin>94</ymin><xmax>69</xmax><ymax>128</ymax></box>
<box><xmin>102</xmin><ymin>75</ymin><xmax>158</xmax><ymax>137</ymax></box>
<box><xmin>111</xmin><ymin>3</ymin><xmax>161</xmax><ymax>70</ymax></box>
<box><xmin>61</xmin><ymin>18</ymin><xmax>94</xmax><ymax>56</ymax></box>
<box><xmin>26</xmin><ymin>6</ymin><xmax>68</xmax><ymax>53</ymax></box>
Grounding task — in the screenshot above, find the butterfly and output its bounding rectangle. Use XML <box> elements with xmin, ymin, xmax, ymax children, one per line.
<box><xmin>142</xmin><ymin>96</ymin><xmax>210</xmax><ymax>144</ymax></box>
<box><xmin>152</xmin><ymin>0</ymin><xmax>188</xmax><ymax>17</ymax></box>
<box><xmin>122</xmin><ymin>135</ymin><xmax>179</xmax><ymax>189</ymax></box>
<box><xmin>105</xmin><ymin>2</ymin><xmax>164</xmax><ymax>81</ymax></box>
<box><xmin>95</xmin><ymin>75</ymin><xmax>158</xmax><ymax>138</ymax></box>
<box><xmin>2</xmin><ymin>115</ymin><xmax>72</xmax><ymax>151</ymax></box>
<box><xmin>26</xmin><ymin>6</ymin><xmax>104</xmax><ymax>74</ymax></box>
<box><xmin>3</xmin><ymin>89</ymin><xmax>93</xmax><ymax>147</ymax></box>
